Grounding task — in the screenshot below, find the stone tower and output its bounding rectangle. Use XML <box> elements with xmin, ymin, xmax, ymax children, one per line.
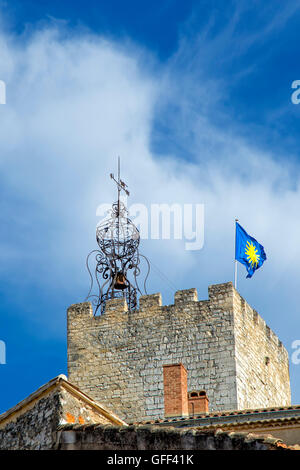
<box><xmin>67</xmin><ymin>282</ymin><xmax>291</xmax><ymax>422</ymax></box>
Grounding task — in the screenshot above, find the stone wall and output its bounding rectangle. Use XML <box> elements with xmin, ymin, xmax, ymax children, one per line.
<box><xmin>67</xmin><ymin>282</ymin><xmax>290</xmax><ymax>423</ymax></box>
<box><xmin>232</xmin><ymin>288</ymin><xmax>291</xmax><ymax>409</ymax></box>
<box><xmin>0</xmin><ymin>377</ymin><xmax>122</xmax><ymax>450</ymax></box>
<box><xmin>57</xmin><ymin>424</ymin><xmax>289</xmax><ymax>450</ymax></box>
<box><xmin>0</xmin><ymin>389</ymin><xmax>61</xmax><ymax>450</ymax></box>
<box><xmin>67</xmin><ymin>284</ymin><xmax>237</xmax><ymax>422</ymax></box>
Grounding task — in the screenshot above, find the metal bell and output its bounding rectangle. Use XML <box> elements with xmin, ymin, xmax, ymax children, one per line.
<box><xmin>114</xmin><ymin>271</ymin><xmax>128</xmax><ymax>290</ymax></box>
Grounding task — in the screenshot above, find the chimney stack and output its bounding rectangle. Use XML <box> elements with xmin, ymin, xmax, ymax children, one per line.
<box><xmin>163</xmin><ymin>363</ymin><xmax>189</xmax><ymax>418</ymax></box>
<box><xmin>188</xmin><ymin>390</ymin><xmax>209</xmax><ymax>415</ymax></box>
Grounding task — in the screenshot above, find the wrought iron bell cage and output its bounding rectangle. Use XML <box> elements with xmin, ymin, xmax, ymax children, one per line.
<box><xmin>85</xmin><ymin>160</ymin><xmax>150</xmax><ymax>315</ymax></box>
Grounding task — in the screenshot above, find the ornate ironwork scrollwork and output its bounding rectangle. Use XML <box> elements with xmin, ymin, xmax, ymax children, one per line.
<box><xmin>85</xmin><ymin>160</ymin><xmax>150</xmax><ymax>315</ymax></box>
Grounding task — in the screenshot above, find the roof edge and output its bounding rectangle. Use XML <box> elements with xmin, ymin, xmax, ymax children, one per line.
<box><xmin>0</xmin><ymin>374</ymin><xmax>127</xmax><ymax>429</ymax></box>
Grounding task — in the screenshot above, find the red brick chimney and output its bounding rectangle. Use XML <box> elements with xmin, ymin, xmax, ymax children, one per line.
<box><xmin>188</xmin><ymin>390</ymin><xmax>209</xmax><ymax>415</ymax></box>
<box><xmin>163</xmin><ymin>363</ymin><xmax>189</xmax><ymax>418</ymax></box>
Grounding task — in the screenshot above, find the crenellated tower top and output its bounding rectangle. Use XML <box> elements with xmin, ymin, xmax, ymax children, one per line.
<box><xmin>68</xmin><ymin>282</ymin><xmax>291</xmax><ymax>421</ymax></box>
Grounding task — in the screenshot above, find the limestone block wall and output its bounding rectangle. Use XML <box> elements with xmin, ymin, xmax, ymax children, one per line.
<box><xmin>67</xmin><ymin>282</ymin><xmax>291</xmax><ymax>423</ymax></box>
<box><xmin>232</xmin><ymin>289</ymin><xmax>291</xmax><ymax>409</ymax></box>
<box><xmin>67</xmin><ymin>284</ymin><xmax>238</xmax><ymax>422</ymax></box>
<box><xmin>0</xmin><ymin>389</ymin><xmax>61</xmax><ymax>450</ymax></box>
<box><xmin>0</xmin><ymin>377</ymin><xmax>121</xmax><ymax>450</ymax></box>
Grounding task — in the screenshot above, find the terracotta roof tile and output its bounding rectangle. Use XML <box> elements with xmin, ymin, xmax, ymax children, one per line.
<box><xmin>128</xmin><ymin>404</ymin><xmax>300</xmax><ymax>426</ymax></box>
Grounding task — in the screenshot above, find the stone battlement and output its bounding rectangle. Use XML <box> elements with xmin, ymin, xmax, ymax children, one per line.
<box><xmin>68</xmin><ymin>283</ymin><xmax>285</xmax><ymax>354</ymax></box>
<box><xmin>231</xmin><ymin>287</ymin><xmax>286</xmax><ymax>354</ymax></box>
<box><xmin>67</xmin><ymin>282</ymin><xmax>291</xmax><ymax>422</ymax></box>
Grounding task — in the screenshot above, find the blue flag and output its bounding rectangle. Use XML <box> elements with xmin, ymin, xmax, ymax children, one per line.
<box><xmin>235</xmin><ymin>222</ymin><xmax>267</xmax><ymax>278</ymax></box>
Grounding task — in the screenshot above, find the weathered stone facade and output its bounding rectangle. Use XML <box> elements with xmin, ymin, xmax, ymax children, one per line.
<box><xmin>232</xmin><ymin>288</ymin><xmax>290</xmax><ymax>409</ymax></box>
<box><xmin>0</xmin><ymin>375</ymin><xmax>126</xmax><ymax>450</ymax></box>
<box><xmin>57</xmin><ymin>424</ymin><xmax>290</xmax><ymax>451</ymax></box>
<box><xmin>67</xmin><ymin>282</ymin><xmax>291</xmax><ymax>423</ymax></box>
<box><xmin>0</xmin><ymin>388</ymin><xmax>60</xmax><ymax>450</ymax></box>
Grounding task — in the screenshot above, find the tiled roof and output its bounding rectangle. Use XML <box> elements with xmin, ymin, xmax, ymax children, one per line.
<box><xmin>128</xmin><ymin>405</ymin><xmax>300</xmax><ymax>428</ymax></box>
<box><xmin>57</xmin><ymin>423</ymin><xmax>294</xmax><ymax>450</ymax></box>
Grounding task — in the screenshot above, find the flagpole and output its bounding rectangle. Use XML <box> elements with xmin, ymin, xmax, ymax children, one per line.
<box><xmin>234</xmin><ymin>218</ymin><xmax>238</xmax><ymax>290</ymax></box>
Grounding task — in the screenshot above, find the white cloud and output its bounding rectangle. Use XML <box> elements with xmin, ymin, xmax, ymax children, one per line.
<box><xmin>0</xmin><ymin>14</ymin><xmax>300</xmax><ymax>400</ymax></box>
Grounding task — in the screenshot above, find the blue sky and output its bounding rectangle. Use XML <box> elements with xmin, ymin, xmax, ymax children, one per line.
<box><xmin>1</xmin><ymin>0</ymin><xmax>300</xmax><ymax>413</ymax></box>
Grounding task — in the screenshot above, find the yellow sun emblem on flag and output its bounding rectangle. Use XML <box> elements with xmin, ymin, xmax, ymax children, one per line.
<box><xmin>245</xmin><ymin>240</ymin><xmax>260</xmax><ymax>268</ymax></box>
